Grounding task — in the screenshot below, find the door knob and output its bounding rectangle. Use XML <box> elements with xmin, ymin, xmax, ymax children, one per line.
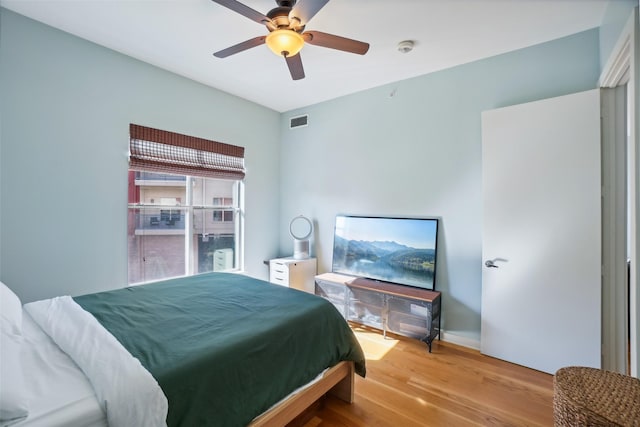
<box><xmin>485</xmin><ymin>260</ymin><xmax>499</xmax><ymax>268</ymax></box>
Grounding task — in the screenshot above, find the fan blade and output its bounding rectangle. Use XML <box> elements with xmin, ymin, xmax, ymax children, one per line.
<box><xmin>285</xmin><ymin>53</ymin><xmax>305</xmax><ymax>80</ymax></box>
<box><xmin>210</xmin><ymin>0</ymin><xmax>271</xmax><ymax>25</ymax></box>
<box><xmin>213</xmin><ymin>36</ymin><xmax>266</xmax><ymax>58</ymax></box>
<box><xmin>289</xmin><ymin>0</ymin><xmax>329</xmax><ymax>26</ymax></box>
<box><xmin>303</xmin><ymin>30</ymin><xmax>369</xmax><ymax>55</ymax></box>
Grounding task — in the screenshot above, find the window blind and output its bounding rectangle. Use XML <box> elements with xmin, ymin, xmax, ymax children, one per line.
<box><xmin>129</xmin><ymin>124</ymin><xmax>245</xmax><ymax>180</ymax></box>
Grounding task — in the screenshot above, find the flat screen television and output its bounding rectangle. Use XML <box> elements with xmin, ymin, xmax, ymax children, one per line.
<box><xmin>332</xmin><ymin>215</ymin><xmax>438</xmax><ymax>290</ymax></box>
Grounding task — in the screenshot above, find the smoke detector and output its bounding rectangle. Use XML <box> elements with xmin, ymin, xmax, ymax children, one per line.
<box><xmin>397</xmin><ymin>40</ymin><xmax>414</xmax><ymax>53</ymax></box>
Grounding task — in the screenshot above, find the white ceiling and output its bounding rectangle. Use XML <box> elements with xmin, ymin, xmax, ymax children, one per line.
<box><xmin>1</xmin><ymin>0</ymin><xmax>610</xmax><ymax>112</ymax></box>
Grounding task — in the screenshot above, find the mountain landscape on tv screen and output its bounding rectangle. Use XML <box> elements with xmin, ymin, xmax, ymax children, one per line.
<box><xmin>332</xmin><ymin>236</ymin><xmax>435</xmax><ymax>288</ymax></box>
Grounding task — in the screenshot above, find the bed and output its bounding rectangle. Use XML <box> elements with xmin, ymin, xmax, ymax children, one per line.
<box><xmin>0</xmin><ymin>273</ymin><xmax>366</xmax><ymax>427</ymax></box>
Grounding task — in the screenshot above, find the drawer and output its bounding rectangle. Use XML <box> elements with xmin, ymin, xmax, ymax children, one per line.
<box><xmin>269</xmin><ymin>262</ymin><xmax>289</xmax><ymax>285</ymax></box>
<box><xmin>347</xmin><ymin>300</ymin><xmax>384</xmax><ymax>329</ymax></box>
<box><xmin>269</xmin><ymin>268</ymin><xmax>289</xmax><ymax>280</ymax></box>
<box><xmin>269</xmin><ymin>272</ymin><xmax>289</xmax><ymax>286</ymax></box>
<box><xmin>388</xmin><ymin>296</ymin><xmax>433</xmax><ymax>318</ymax></box>
<box><xmin>269</xmin><ymin>263</ymin><xmax>289</xmax><ymax>275</ymax></box>
<box><xmin>349</xmin><ymin>287</ymin><xmax>385</xmax><ymax>307</ymax></box>
<box><xmin>315</xmin><ymin>279</ymin><xmax>346</xmax><ymax>301</ymax></box>
<box><xmin>270</xmin><ymin>260</ymin><xmax>288</xmax><ymax>268</ymax></box>
<box><xmin>387</xmin><ymin>310</ymin><xmax>431</xmax><ymax>339</ymax></box>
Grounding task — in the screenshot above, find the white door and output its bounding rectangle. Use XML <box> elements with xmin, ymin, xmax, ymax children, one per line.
<box><xmin>481</xmin><ymin>89</ymin><xmax>602</xmax><ymax>374</ymax></box>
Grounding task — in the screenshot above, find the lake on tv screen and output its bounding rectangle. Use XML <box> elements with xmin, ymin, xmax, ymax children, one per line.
<box><xmin>337</xmin><ymin>259</ymin><xmax>434</xmax><ymax>289</ymax></box>
<box><xmin>332</xmin><ymin>235</ymin><xmax>435</xmax><ymax>289</ymax></box>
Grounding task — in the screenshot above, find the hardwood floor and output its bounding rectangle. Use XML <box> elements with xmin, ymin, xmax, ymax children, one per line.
<box><xmin>303</xmin><ymin>325</ymin><xmax>554</xmax><ymax>427</ymax></box>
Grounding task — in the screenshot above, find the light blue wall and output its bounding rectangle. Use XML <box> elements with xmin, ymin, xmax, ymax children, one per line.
<box><xmin>0</xmin><ymin>9</ymin><xmax>281</xmax><ymax>303</ymax></box>
<box><xmin>599</xmin><ymin>0</ymin><xmax>638</xmax><ymax>72</ymax></box>
<box><xmin>278</xmin><ymin>29</ymin><xmax>601</xmax><ymax>343</ymax></box>
<box><xmin>0</xmin><ymin>5</ymin><xmax>617</xmax><ymax>344</ymax></box>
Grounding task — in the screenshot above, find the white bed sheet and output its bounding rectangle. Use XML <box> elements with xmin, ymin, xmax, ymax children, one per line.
<box><xmin>24</xmin><ymin>297</ymin><xmax>168</xmax><ymax>427</ymax></box>
<box><xmin>13</xmin><ymin>310</ymin><xmax>106</xmax><ymax>427</ymax></box>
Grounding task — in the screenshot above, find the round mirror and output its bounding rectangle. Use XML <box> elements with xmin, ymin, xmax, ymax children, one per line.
<box><xmin>289</xmin><ymin>215</ymin><xmax>313</xmax><ymax>240</ymax></box>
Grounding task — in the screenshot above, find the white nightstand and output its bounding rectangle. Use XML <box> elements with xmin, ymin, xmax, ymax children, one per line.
<box><xmin>269</xmin><ymin>257</ymin><xmax>317</xmax><ymax>294</ymax></box>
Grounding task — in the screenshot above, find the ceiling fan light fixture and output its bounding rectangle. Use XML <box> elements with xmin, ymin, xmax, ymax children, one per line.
<box><xmin>266</xmin><ymin>29</ymin><xmax>304</xmax><ymax>57</ymax></box>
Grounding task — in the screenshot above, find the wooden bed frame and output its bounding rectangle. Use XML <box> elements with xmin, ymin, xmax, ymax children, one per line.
<box><xmin>249</xmin><ymin>361</ymin><xmax>355</xmax><ymax>426</ymax></box>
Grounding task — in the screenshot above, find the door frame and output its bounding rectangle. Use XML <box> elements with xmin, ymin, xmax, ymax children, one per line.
<box><xmin>599</xmin><ymin>7</ymin><xmax>638</xmax><ymax>377</ymax></box>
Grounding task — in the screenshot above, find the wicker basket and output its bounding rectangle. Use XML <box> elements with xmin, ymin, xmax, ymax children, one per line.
<box><xmin>554</xmin><ymin>366</ymin><xmax>640</xmax><ymax>426</ymax></box>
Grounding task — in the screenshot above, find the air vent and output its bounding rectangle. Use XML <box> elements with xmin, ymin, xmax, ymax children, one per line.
<box><xmin>289</xmin><ymin>114</ymin><xmax>308</xmax><ymax>129</ymax></box>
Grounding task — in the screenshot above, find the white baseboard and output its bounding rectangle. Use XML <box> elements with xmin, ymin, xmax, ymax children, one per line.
<box><xmin>440</xmin><ymin>330</ymin><xmax>481</xmax><ymax>351</ymax></box>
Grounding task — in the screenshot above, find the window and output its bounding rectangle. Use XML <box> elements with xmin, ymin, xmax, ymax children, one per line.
<box><xmin>212</xmin><ymin>197</ymin><xmax>234</xmax><ymax>222</ymax></box>
<box><xmin>127</xmin><ymin>124</ymin><xmax>245</xmax><ymax>285</ymax></box>
<box><xmin>213</xmin><ymin>197</ymin><xmax>232</xmax><ymax>205</ymax></box>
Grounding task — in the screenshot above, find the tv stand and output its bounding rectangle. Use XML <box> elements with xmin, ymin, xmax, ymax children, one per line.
<box><xmin>315</xmin><ymin>273</ymin><xmax>441</xmax><ymax>352</ymax></box>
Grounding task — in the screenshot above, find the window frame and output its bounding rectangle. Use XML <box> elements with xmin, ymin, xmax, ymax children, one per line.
<box><xmin>127</xmin><ymin>173</ymin><xmax>244</xmax><ymax>285</ymax></box>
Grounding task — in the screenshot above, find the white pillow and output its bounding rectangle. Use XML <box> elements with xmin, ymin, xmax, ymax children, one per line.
<box><xmin>0</xmin><ymin>282</ymin><xmax>29</xmax><ymax>424</ymax></box>
<box><xmin>0</xmin><ymin>282</ymin><xmax>22</xmax><ymax>336</ymax></box>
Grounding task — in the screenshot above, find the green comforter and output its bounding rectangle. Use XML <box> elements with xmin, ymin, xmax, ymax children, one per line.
<box><xmin>74</xmin><ymin>272</ymin><xmax>366</xmax><ymax>427</ymax></box>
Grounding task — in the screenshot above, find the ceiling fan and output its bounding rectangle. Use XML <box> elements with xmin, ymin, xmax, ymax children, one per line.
<box><xmin>211</xmin><ymin>0</ymin><xmax>370</xmax><ymax>80</ymax></box>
